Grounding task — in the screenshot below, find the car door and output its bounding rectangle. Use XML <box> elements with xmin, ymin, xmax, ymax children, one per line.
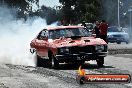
<box><xmin>33</xmin><ymin>29</ymin><xmax>49</xmax><ymax>58</ymax></box>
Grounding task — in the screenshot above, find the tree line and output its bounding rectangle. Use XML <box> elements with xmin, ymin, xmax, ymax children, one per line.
<box><xmin>0</xmin><ymin>0</ymin><xmax>131</xmax><ymax>26</ymax></box>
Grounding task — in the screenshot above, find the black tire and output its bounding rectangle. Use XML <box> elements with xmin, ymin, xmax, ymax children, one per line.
<box><xmin>96</xmin><ymin>57</ymin><xmax>104</xmax><ymax>68</ymax></box>
<box><xmin>117</xmin><ymin>42</ymin><xmax>121</xmax><ymax>44</ymax></box>
<box><xmin>49</xmin><ymin>54</ymin><xmax>59</xmax><ymax>68</ymax></box>
<box><xmin>126</xmin><ymin>41</ymin><xmax>129</xmax><ymax>44</ymax></box>
<box><xmin>36</xmin><ymin>55</ymin><xmax>42</xmax><ymax>67</ymax></box>
<box><xmin>36</xmin><ymin>54</ymin><xmax>48</xmax><ymax>67</ymax></box>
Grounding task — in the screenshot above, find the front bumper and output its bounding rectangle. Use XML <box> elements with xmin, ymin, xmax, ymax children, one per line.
<box><xmin>108</xmin><ymin>37</ymin><xmax>128</xmax><ymax>42</ymax></box>
<box><xmin>55</xmin><ymin>52</ymin><xmax>107</xmax><ymax>62</ymax></box>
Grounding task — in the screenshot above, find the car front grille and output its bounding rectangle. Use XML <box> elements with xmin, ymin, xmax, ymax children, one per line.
<box><xmin>58</xmin><ymin>45</ymin><xmax>107</xmax><ymax>54</ymax></box>
<box><xmin>113</xmin><ymin>35</ymin><xmax>123</xmax><ymax>37</ymax></box>
<box><xmin>69</xmin><ymin>46</ymin><xmax>94</xmax><ymax>54</ymax></box>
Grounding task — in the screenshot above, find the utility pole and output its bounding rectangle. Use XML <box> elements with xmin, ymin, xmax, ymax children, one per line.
<box><xmin>118</xmin><ymin>0</ymin><xmax>120</xmax><ymax>27</ymax></box>
<box><xmin>130</xmin><ymin>10</ymin><xmax>131</xmax><ymax>31</ymax></box>
<box><xmin>128</xmin><ymin>7</ymin><xmax>132</xmax><ymax>39</ymax></box>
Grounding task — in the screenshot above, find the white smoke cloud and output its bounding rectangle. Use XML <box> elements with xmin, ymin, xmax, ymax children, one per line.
<box><xmin>0</xmin><ymin>6</ymin><xmax>56</xmax><ymax>66</ymax></box>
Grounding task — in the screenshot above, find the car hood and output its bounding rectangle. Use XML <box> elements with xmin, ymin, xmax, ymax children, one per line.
<box><xmin>48</xmin><ymin>37</ymin><xmax>107</xmax><ymax>48</ymax></box>
<box><xmin>107</xmin><ymin>32</ymin><xmax>128</xmax><ymax>35</ymax></box>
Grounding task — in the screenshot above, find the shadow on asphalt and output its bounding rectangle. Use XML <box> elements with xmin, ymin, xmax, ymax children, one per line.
<box><xmin>5</xmin><ymin>62</ymin><xmax>114</xmax><ymax>71</ymax></box>
<box><xmin>50</xmin><ymin>63</ymin><xmax>114</xmax><ymax>70</ymax></box>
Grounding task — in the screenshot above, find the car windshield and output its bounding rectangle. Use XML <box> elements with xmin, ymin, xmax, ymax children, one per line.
<box><xmin>49</xmin><ymin>28</ymin><xmax>91</xmax><ymax>39</ymax></box>
<box><xmin>108</xmin><ymin>27</ymin><xmax>123</xmax><ymax>32</ymax></box>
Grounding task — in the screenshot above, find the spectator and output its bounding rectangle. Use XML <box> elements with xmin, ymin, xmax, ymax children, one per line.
<box><xmin>99</xmin><ymin>20</ymin><xmax>108</xmax><ymax>43</ymax></box>
<box><xmin>94</xmin><ymin>21</ymin><xmax>100</xmax><ymax>38</ymax></box>
<box><xmin>81</xmin><ymin>21</ymin><xmax>87</xmax><ymax>27</ymax></box>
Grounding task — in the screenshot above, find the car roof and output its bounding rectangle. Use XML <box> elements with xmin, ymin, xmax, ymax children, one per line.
<box><xmin>108</xmin><ymin>26</ymin><xmax>121</xmax><ymax>29</ymax></box>
<box><xmin>47</xmin><ymin>26</ymin><xmax>84</xmax><ymax>30</ymax></box>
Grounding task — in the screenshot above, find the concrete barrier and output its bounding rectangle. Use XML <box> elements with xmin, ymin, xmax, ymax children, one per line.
<box><xmin>108</xmin><ymin>44</ymin><xmax>132</xmax><ymax>55</ymax></box>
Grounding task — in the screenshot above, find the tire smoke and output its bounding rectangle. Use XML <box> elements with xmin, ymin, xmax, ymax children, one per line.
<box><xmin>0</xmin><ymin>6</ymin><xmax>55</xmax><ymax>66</ymax></box>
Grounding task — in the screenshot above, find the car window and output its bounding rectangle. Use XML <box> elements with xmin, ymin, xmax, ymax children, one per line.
<box><xmin>37</xmin><ymin>29</ymin><xmax>48</xmax><ymax>40</ymax></box>
<box><xmin>49</xmin><ymin>28</ymin><xmax>91</xmax><ymax>39</ymax></box>
<box><xmin>108</xmin><ymin>27</ymin><xmax>122</xmax><ymax>32</ymax></box>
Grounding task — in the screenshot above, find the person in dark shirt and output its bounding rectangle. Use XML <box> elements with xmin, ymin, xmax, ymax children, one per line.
<box><xmin>99</xmin><ymin>20</ymin><xmax>108</xmax><ymax>43</ymax></box>
<box><xmin>94</xmin><ymin>21</ymin><xmax>100</xmax><ymax>38</ymax></box>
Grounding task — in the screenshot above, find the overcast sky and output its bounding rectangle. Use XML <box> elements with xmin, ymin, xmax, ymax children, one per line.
<box><xmin>39</xmin><ymin>0</ymin><xmax>61</xmax><ymax>7</ymax></box>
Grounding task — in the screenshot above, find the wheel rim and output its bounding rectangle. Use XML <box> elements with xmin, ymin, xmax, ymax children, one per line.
<box><xmin>51</xmin><ymin>55</ymin><xmax>54</xmax><ymax>67</ymax></box>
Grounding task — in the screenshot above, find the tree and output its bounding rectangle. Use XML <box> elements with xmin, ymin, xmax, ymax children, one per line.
<box><xmin>1</xmin><ymin>0</ymin><xmax>39</xmax><ymax>20</ymax></box>
<box><xmin>38</xmin><ymin>5</ymin><xmax>61</xmax><ymax>24</ymax></box>
<box><xmin>100</xmin><ymin>0</ymin><xmax>132</xmax><ymax>27</ymax></box>
<box><xmin>1</xmin><ymin>0</ymin><xmax>61</xmax><ymax>24</ymax></box>
<box><xmin>59</xmin><ymin>0</ymin><xmax>100</xmax><ymax>24</ymax></box>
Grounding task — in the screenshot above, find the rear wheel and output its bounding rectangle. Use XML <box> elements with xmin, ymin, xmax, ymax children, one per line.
<box><xmin>35</xmin><ymin>53</ymin><xmax>49</xmax><ymax>67</ymax></box>
<box><xmin>96</xmin><ymin>57</ymin><xmax>104</xmax><ymax>68</ymax></box>
<box><xmin>36</xmin><ymin>55</ymin><xmax>43</xmax><ymax>67</ymax></box>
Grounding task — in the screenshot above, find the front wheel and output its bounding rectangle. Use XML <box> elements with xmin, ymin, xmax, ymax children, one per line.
<box><xmin>49</xmin><ymin>54</ymin><xmax>59</xmax><ymax>68</ymax></box>
<box><xmin>96</xmin><ymin>57</ymin><xmax>104</xmax><ymax>68</ymax></box>
<box><xmin>36</xmin><ymin>54</ymin><xmax>42</xmax><ymax>67</ymax></box>
<box><xmin>35</xmin><ymin>53</ymin><xmax>48</xmax><ymax>67</ymax></box>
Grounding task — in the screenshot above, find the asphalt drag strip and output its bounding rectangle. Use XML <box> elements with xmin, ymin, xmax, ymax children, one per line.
<box><xmin>0</xmin><ymin>54</ymin><xmax>132</xmax><ymax>88</ymax></box>
<box><xmin>4</xmin><ymin>56</ymin><xmax>132</xmax><ymax>88</ymax></box>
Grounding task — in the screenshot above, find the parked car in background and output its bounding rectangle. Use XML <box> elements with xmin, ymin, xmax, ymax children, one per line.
<box><xmin>107</xmin><ymin>26</ymin><xmax>130</xmax><ymax>44</ymax></box>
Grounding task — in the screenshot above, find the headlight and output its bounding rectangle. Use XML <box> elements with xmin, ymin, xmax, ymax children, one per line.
<box><xmin>59</xmin><ymin>47</ymin><xmax>69</xmax><ymax>53</ymax></box>
<box><xmin>95</xmin><ymin>45</ymin><xmax>104</xmax><ymax>51</ymax></box>
<box><xmin>124</xmin><ymin>34</ymin><xmax>129</xmax><ymax>38</ymax></box>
